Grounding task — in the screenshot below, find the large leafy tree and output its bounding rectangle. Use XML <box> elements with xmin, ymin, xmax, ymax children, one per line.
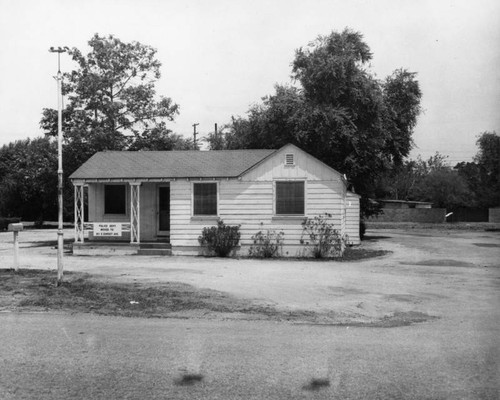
<box><xmin>205</xmin><ymin>29</ymin><xmax>422</xmax><ymax>215</ymax></box>
<box><xmin>41</xmin><ymin>33</ymin><xmax>185</xmax><ymax>161</ymax></box>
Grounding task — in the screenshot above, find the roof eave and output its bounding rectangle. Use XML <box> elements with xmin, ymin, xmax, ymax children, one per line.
<box><xmin>70</xmin><ymin>175</ymin><xmax>242</xmax><ymax>182</ymax></box>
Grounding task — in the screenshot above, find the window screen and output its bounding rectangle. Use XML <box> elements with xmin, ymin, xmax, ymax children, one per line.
<box><xmin>193</xmin><ymin>183</ymin><xmax>217</xmax><ymax>215</ymax></box>
<box><xmin>104</xmin><ymin>185</ymin><xmax>126</xmax><ymax>214</ymax></box>
<box><xmin>276</xmin><ymin>181</ymin><xmax>304</xmax><ymax>215</ymax></box>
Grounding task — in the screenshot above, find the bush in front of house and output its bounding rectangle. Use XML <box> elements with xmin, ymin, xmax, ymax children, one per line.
<box><xmin>198</xmin><ymin>219</ymin><xmax>241</xmax><ymax>257</ymax></box>
<box><xmin>248</xmin><ymin>228</ymin><xmax>284</xmax><ymax>258</ymax></box>
<box><xmin>300</xmin><ymin>213</ymin><xmax>346</xmax><ymax>258</ymax></box>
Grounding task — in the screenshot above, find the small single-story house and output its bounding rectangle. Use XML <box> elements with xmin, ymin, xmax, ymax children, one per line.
<box><xmin>70</xmin><ymin>143</ymin><xmax>360</xmax><ymax>256</ymax></box>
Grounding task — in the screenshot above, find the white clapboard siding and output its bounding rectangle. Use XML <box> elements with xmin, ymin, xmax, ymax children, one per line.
<box><xmin>170</xmin><ymin>175</ymin><xmax>348</xmax><ymax>254</ymax></box>
<box><xmin>345</xmin><ymin>191</ymin><xmax>360</xmax><ymax>245</ymax></box>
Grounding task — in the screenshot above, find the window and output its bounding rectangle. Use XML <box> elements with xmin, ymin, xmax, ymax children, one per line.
<box><xmin>276</xmin><ymin>181</ymin><xmax>304</xmax><ymax>215</ymax></box>
<box><xmin>193</xmin><ymin>183</ymin><xmax>217</xmax><ymax>215</ymax></box>
<box><xmin>104</xmin><ymin>185</ymin><xmax>126</xmax><ymax>214</ymax></box>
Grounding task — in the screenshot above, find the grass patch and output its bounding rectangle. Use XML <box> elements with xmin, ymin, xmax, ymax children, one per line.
<box><xmin>0</xmin><ymin>269</ymin><xmax>327</xmax><ymax>322</ymax></box>
<box><xmin>0</xmin><ymin>269</ymin><xmax>257</xmax><ymax>317</ymax></box>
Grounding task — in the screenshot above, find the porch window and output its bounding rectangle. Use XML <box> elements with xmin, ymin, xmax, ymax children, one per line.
<box><xmin>193</xmin><ymin>182</ymin><xmax>217</xmax><ymax>215</ymax></box>
<box><xmin>276</xmin><ymin>181</ymin><xmax>304</xmax><ymax>215</ymax></box>
<box><xmin>104</xmin><ymin>184</ymin><xmax>126</xmax><ymax>214</ymax></box>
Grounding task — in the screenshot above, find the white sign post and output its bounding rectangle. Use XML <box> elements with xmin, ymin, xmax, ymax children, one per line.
<box><xmin>8</xmin><ymin>223</ymin><xmax>23</xmax><ymax>271</ymax></box>
<box><xmin>93</xmin><ymin>223</ymin><xmax>123</xmax><ymax>237</ymax></box>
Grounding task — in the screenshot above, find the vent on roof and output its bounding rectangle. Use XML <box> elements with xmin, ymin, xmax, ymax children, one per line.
<box><xmin>285</xmin><ymin>153</ymin><xmax>295</xmax><ymax>166</ymax></box>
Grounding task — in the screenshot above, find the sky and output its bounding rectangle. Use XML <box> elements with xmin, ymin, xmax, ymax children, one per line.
<box><xmin>0</xmin><ymin>0</ymin><xmax>499</xmax><ymax>164</ymax></box>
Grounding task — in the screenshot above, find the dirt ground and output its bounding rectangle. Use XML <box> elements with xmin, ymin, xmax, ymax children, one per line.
<box><xmin>0</xmin><ymin>226</ymin><xmax>499</xmax><ymax>326</ymax></box>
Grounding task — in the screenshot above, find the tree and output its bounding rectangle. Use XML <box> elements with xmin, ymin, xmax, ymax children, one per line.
<box><xmin>292</xmin><ymin>29</ymin><xmax>373</xmax><ymax>106</ymax></box>
<box><xmin>456</xmin><ymin>131</ymin><xmax>500</xmax><ymax>207</ymax></box>
<box><xmin>41</xmin><ymin>33</ymin><xmax>180</xmax><ymax>156</ymax></box>
<box><xmin>292</xmin><ymin>29</ymin><xmax>421</xmax><ymax>173</ymax></box>
<box><xmin>475</xmin><ymin>131</ymin><xmax>500</xmax><ymax>175</ymax></box>
<box><xmin>375</xmin><ymin>159</ymin><xmax>420</xmax><ymax>200</ymax></box>
<box><xmin>412</xmin><ymin>168</ymin><xmax>471</xmax><ymax>209</ymax></box>
<box><xmin>206</xmin><ymin>29</ymin><xmax>422</xmax><ymax>216</ymax></box>
<box><xmin>0</xmin><ymin>138</ymin><xmax>58</xmax><ymax>222</ymax></box>
<box><xmin>128</xmin><ymin>123</ymin><xmax>196</xmax><ymax>151</ymax></box>
<box><xmin>376</xmin><ymin>152</ymin><xmax>472</xmax><ymax>209</ymax></box>
<box><xmin>383</xmin><ymin>69</ymin><xmax>423</xmax><ymax>164</ymax></box>
<box><xmin>39</xmin><ymin>34</ymin><xmax>184</xmax><ymax>219</ymax></box>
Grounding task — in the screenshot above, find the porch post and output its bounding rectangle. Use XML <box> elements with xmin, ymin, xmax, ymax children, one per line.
<box><xmin>74</xmin><ymin>183</ymin><xmax>85</xmax><ymax>243</ymax></box>
<box><xmin>130</xmin><ymin>183</ymin><xmax>141</xmax><ymax>244</ymax></box>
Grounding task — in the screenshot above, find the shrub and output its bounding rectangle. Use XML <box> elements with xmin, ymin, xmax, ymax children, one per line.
<box><xmin>248</xmin><ymin>228</ymin><xmax>284</xmax><ymax>258</ymax></box>
<box><xmin>198</xmin><ymin>219</ymin><xmax>240</xmax><ymax>257</ymax></box>
<box><xmin>300</xmin><ymin>213</ymin><xmax>346</xmax><ymax>258</ymax></box>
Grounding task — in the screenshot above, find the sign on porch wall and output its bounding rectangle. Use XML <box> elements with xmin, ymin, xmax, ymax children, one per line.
<box><xmin>93</xmin><ymin>223</ymin><xmax>123</xmax><ymax>237</ymax></box>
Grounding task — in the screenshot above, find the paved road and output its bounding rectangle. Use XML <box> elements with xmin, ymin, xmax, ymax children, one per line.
<box><xmin>1</xmin><ymin>312</ymin><xmax>498</xmax><ymax>400</ymax></box>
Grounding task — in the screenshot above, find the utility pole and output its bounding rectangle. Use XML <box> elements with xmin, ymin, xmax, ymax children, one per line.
<box><xmin>192</xmin><ymin>123</ymin><xmax>199</xmax><ymax>147</ymax></box>
<box><xmin>49</xmin><ymin>46</ymin><xmax>68</xmax><ymax>286</ymax></box>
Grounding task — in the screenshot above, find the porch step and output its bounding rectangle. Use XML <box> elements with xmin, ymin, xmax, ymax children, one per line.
<box><xmin>137</xmin><ymin>242</ymin><xmax>172</xmax><ymax>256</ymax></box>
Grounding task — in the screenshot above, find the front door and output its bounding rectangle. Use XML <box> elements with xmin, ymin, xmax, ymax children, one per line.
<box><xmin>157</xmin><ymin>185</ymin><xmax>170</xmax><ymax>237</ymax></box>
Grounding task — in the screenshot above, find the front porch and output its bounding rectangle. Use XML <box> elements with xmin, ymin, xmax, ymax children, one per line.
<box><xmin>72</xmin><ymin>179</ymin><xmax>172</xmax><ymax>255</ymax></box>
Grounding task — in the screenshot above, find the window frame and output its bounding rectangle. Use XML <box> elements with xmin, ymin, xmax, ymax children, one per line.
<box><xmin>274</xmin><ymin>180</ymin><xmax>306</xmax><ymax>216</ymax></box>
<box><xmin>192</xmin><ymin>181</ymin><xmax>219</xmax><ymax>217</ymax></box>
<box><xmin>104</xmin><ymin>184</ymin><xmax>127</xmax><ymax>216</ymax></box>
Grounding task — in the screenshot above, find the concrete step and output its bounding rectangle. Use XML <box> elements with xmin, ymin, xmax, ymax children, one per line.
<box><xmin>137</xmin><ymin>248</ymin><xmax>172</xmax><ymax>256</ymax></box>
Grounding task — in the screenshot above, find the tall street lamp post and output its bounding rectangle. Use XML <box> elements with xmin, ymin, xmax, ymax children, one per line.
<box><xmin>49</xmin><ymin>46</ymin><xmax>68</xmax><ymax>285</ymax></box>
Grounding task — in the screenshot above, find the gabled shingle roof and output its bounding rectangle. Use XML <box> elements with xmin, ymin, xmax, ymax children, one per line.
<box><xmin>69</xmin><ymin>149</ymin><xmax>277</xmax><ymax>180</ymax></box>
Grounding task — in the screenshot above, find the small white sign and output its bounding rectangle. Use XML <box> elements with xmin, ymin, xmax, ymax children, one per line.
<box><xmin>93</xmin><ymin>223</ymin><xmax>122</xmax><ymax>237</ymax></box>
